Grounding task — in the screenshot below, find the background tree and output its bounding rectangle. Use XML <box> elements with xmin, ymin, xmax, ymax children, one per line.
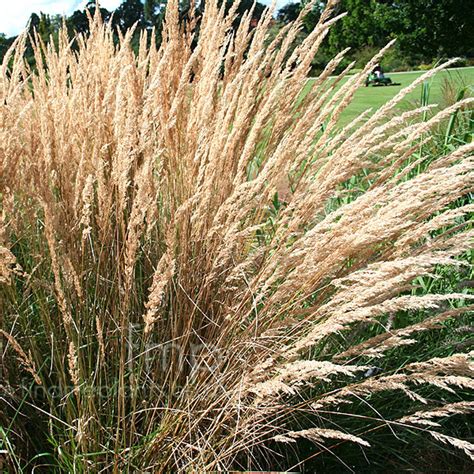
<box><xmin>68</xmin><ymin>2</ymin><xmax>113</xmax><ymax>36</ymax></box>
<box><xmin>116</xmin><ymin>0</ymin><xmax>145</xmax><ymax>31</ymax></box>
<box><xmin>276</xmin><ymin>2</ymin><xmax>301</xmax><ymax>24</ymax></box>
<box><xmin>375</xmin><ymin>0</ymin><xmax>474</xmax><ymax>61</ymax></box>
<box><xmin>299</xmin><ymin>0</ymin><xmax>325</xmax><ymax>33</ymax></box>
<box><xmin>27</xmin><ymin>13</ymin><xmax>41</xmax><ymax>36</ymax></box>
<box><xmin>144</xmin><ymin>0</ymin><xmax>157</xmax><ymax>26</ymax></box>
<box><xmin>68</xmin><ymin>10</ymin><xmax>90</xmax><ymax>34</ymax></box>
<box><xmin>326</xmin><ymin>0</ymin><xmax>388</xmax><ymax>53</ymax></box>
<box><xmin>38</xmin><ymin>12</ymin><xmax>52</xmax><ymax>40</ymax></box>
<box><xmin>0</xmin><ymin>33</ymin><xmax>13</xmax><ymax>61</ymax></box>
<box><xmin>0</xmin><ymin>0</ymin><xmax>473</xmax><ymax>70</ymax></box>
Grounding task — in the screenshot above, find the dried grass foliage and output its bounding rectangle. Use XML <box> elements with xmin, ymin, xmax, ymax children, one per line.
<box><xmin>1</xmin><ymin>0</ymin><xmax>473</xmax><ymax>471</ymax></box>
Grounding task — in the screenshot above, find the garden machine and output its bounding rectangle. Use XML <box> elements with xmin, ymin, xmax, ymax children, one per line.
<box><xmin>365</xmin><ymin>71</ymin><xmax>400</xmax><ymax>87</ymax></box>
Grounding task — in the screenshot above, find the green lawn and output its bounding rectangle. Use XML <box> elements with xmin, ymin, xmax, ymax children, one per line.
<box><xmin>308</xmin><ymin>66</ymin><xmax>474</xmax><ymax>127</ymax></box>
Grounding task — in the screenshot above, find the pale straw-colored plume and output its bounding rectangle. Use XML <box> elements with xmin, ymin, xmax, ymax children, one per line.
<box><xmin>274</xmin><ymin>427</ymin><xmax>371</xmax><ymax>447</ymax></box>
<box><xmin>1</xmin><ymin>0</ymin><xmax>473</xmax><ymax>471</ymax></box>
<box><xmin>0</xmin><ymin>330</ymin><xmax>42</xmax><ymax>385</ymax></box>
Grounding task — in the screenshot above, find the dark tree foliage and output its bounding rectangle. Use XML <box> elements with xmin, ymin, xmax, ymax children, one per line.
<box><xmin>376</xmin><ymin>0</ymin><xmax>474</xmax><ymax>60</ymax></box>
<box><xmin>68</xmin><ymin>2</ymin><xmax>113</xmax><ymax>36</ymax></box>
<box><xmin>297</xmin><ymin>0</ymin><xmax>474</xmax><ymax>64</ymax></box>
<box><xmin>38</xmin><ymin>13</ymin><xmax>52</xmax><ymax>38</ymax></box>
<box><xmin>0</xmin><ymin>33</ymin><xmax>15</xmax><ymax>62</ymax></box>
<box><xmin>277</xmin><ymin>2</ymin><xmax>301</xmax><ymax>24</ymax></box>
<box><xmin>231</xmin><ymin>0</ymin><xmax>266</xmax><ymax>24</ymax></box>
<box><xmin>0</xmin><ymin>0</ymin><xmax>472</xmax><ymax>68</ymax></box>
<box><xmin>116</xmin><ymin>0</ymin><xmax>145</xmax><ymax>31</ymax></box>
<box><xmin>28</xmin><ymin>13</ymin><xmax>41</xmax><ymax>35</ymax></box>
<box><xmin>325</xmin><ymin>0</ymin><xmax>389</xmax><ymax>52</ymax></box>
<box><xmin>144</xmin><ymin>0</ymin><xmax>157</xmax><ymax>24</ymax></box>
<box><xmin>200</xmin><ymin>0</ymin><xmax>266</xmax><ymax>28</ymax></box>
<box><xmin>68</xmin><ymin>10</ymin><xmax>92</xmax><ymax>34</ymax></box>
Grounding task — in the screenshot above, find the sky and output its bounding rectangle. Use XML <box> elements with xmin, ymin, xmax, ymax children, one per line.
<box><xmin>0</xmin><ymin>0</ymin><xmax>291</xmax><ymax>37</ymax></box>
<box><xmin>1</xmin><ymin>1</ymin><xmax>124</xmax><ymax>36</ymax></box>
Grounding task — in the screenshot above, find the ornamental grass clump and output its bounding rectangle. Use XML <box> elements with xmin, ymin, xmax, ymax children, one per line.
<box><xmin>1</xmin><ymin>0</ymin><xmax>473</xmax><ymax>471</ymax></box>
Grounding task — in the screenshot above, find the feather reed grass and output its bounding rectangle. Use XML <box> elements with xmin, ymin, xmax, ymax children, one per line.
<box><xmin>1</xmin><ymin>1</ymin><xmax>473</xmax><ymax>471</ymax></box>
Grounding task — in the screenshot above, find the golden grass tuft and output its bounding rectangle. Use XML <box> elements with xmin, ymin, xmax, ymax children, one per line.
<box><xmin>1</xmin><ymin>1</ymin><xmax>473</xmax><ymax>471</ymax></box>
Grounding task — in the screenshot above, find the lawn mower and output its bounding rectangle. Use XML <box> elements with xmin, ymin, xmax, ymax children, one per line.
<box><xmin>365</xmin><ymin>72</ymin><xmax>400</xmax><ymax>87</ymax></box>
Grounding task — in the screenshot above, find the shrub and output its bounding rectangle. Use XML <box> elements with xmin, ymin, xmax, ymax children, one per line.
<box><xmin>1</xmin><ymin>0</ymin><xmax>473</xmax><ymax>471</ymax></box>
<box><xmin>418</xmin><ymin>62</ymin><xmax>434</xmax><ymax>71</ymax></box>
